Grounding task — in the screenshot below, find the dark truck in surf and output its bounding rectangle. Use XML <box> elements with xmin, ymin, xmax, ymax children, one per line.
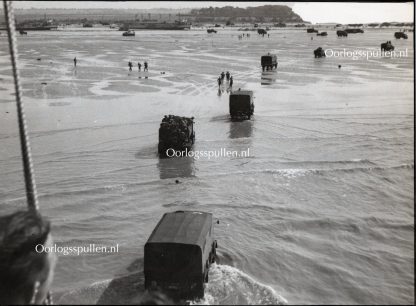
<box><xmin>144</xmin><ymin>211</ymin><xmax>218</xmax><ymax>300</ymax></box>
<box><xmin>158</xmin><ymin>115</ymin><xmax>195</xmax><ymax>157</ymax></box>
<box><xmin>261</xmin><ymin>53</ymin><xmax>278</xmax><ymax>71</ymax></box>
<box><xmin>229</xmin><ymin>89</ymin><xmax>254</xmax><ymax>120</ymax></box>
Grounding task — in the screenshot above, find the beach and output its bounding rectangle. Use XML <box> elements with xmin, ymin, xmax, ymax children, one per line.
<box><xmin>0</xmin><ymin>27</ymin><xmax>414</xmax><ymax>304</ymax></box>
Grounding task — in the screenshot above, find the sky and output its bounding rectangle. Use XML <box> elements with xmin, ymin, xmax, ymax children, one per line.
<box><xmin>11</xmin><ymin>1</ymin><xmax>414</xmax><ymax>23</ymax></box>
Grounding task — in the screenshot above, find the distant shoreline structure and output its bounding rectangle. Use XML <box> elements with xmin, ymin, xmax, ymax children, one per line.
<box><xmin>0</xmin><ymin>5</ymin><xmax>413</xmax><ymax>31</ymax></box>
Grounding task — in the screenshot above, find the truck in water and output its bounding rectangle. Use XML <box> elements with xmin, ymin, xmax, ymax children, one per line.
<box><xmin>261</xmin><ymin>53</ymin><xmax>278</xmax><ymax>71</ymax></box>
<box><xmin>144</xmin><ymin>211</ymin><xmax>218</xmax><ymax>300</ymax></box>
<box><xmin>158</xmin><ymin>115</ymin><xmax>195</xmax><ymax>157</ymax></box>
<box><xmin>229</xmin><ymin>89</ymin><xmax>254</xmax><ymax>120</ymax></box>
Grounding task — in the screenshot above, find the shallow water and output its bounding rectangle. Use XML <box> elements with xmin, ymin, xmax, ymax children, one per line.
<box><xmin>0</xmin><ymin>28</ymin><xmax>414</xmax><ymax>304</ymax></box>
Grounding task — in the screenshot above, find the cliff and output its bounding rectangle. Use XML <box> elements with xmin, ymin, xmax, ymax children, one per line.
<box><xmin>189</xmin><ymin>5</ymin><xmax>304</xmax><ymax>23</ymax></box>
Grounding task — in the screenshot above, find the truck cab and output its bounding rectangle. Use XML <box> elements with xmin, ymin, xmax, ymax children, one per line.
<box><xmin>144</xmin><ymin>211</ymin><xmax>218</xmax><ymax>300</ymax></box>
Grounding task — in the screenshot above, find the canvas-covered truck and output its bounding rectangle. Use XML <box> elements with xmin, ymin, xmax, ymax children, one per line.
<box><xmin>158</xmin><ymin>115</ymin><xmax>195</xmax><ymax>157</ymax></box>
<box><xmin>229</xmin><ymin>89</ymin><xmax>254</xmax><ymax>120</ymax></box>
<box><xmin>144</xmin><ymin>211</ymin><xmax>218</xmax><ymax>300</ymax></box>
<box><xmin>261</xmin><ymin>53</ymin><xmax>278</xmax><ymax>71</ymax></box>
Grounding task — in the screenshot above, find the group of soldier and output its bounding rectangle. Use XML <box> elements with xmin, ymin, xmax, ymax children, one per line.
<box><xmin>129</xmin><ymin>61</ymin><xmax>148</xmax><ymax>72</ymax></box>
<box><xmin>238</xmin><ymin>33</ymin><xmax>251</xmax><ymax>40</ymax></box>
<box><xmin>217</xmin><ymin>71</ymin><xmax>233</xmax><ymax>88</ymax></box>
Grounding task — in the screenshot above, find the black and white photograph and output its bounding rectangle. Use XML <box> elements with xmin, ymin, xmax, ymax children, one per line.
<box><xmin>0</xmin><ymin>1</ymin><xmax>414</xmax><ymax>305</ymax></box>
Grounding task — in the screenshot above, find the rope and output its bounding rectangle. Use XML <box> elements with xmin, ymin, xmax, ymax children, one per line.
<box><xmin>3</xmin><ymin>0</ymin><xmax>39</xmax><ymax>212</ymax></box>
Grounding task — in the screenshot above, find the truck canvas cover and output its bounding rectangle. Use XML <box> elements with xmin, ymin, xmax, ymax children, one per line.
<box><xmin>146</xmin><ymin>211</ymin><xmax>212</xmax><ymax>248</ymax></box>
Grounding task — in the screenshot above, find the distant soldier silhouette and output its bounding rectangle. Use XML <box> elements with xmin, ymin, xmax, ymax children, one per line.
<box><xmin>73</xmin><ymin>57</ymin><xmax>77</xmax><ymax>67</ymax></box>
<box><xmin>217</xmin><ymin>77</ymin><xmax>222</xmax><ymax>87</ymax></box>
<box><xmin>220</xmin><ymin>71</ymin><xmax>225</xmax><ymax>80</ymax></box>
<box><xmin>128</xmin><ymin>61</ymin><xmax>133</xmax><ymax>71</ymax></box>
<box><xmin>144</xmin><ymin>61</ymin><xmax>148</xmax><ymax>72</ymax></box>
<box><xmin>229</xmin><ymin>76</ymin><xmax>233</xmax><ymax>87</ymax></box>
<box><xmin>138</xmin><ymin>62</ymin><xmax>141</xmax><ymax>71</ymax></box>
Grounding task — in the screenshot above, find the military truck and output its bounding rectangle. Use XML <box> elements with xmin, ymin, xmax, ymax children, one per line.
<box><xmin>257</xmin><ymin>28</ymin><xmax>267</xmax><ymax>35</ymax></box>
<box><xmin>261</xmin><ymin>53</ymin><xmax>278</xmax><ymax>71</ymax></box>
<box><xmin>144</xmin><ymin>211</ymin><xmax>218</xmax><ymax>300</ymax></box>
<box><xmin>158</xmin><ymin>115</ymin><xmax>195</xmax><ymax>157</ymax></box>
<box><xmin>394</xmin><ymin>32</ymin><xmax>408</xmax><ymax>39</ymax></box>
<box><xmin>314</xmin><ymin>47</ymin><xmax>326</xmax><ymax>58</ymax></box>
<box><xmin>229</xmin><ymin>89</ymin><xmax>254</xmax><ymax>120</ymax></box>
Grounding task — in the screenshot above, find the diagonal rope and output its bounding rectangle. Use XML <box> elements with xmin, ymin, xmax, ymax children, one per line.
<box><xmin>3</xmin><ymin>0</ymin><xmax>39</xmax><ymax>212</ymax></box>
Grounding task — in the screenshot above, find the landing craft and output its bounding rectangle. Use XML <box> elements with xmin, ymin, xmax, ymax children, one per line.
<box><xmin>144</xmin><ymin>211</ymin><xmax>218</xmax><ymax>300</ymax></box>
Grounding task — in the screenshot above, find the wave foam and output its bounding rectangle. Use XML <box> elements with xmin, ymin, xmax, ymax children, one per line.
<box><xmin>192</xmin><ymin>264</ymin><xmax>287</xmax><ymax>305</ymax></box>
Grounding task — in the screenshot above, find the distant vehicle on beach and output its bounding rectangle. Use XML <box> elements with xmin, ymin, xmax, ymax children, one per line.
<box><xmin>207</xmin><ymin>29</ymin><xmax>217</xmax><ymax>33</ymax></box>
<box><xmin>307</xmin><ymin>28</ymin><xmax>318</xmax><ymax>33</ymax></box>
<box><xmin>229</xmin><ymin>89</ymin><xmax>254</xmax><ymax>120</ymax></box>
<box><xmin>314</xmin><ymin>47</ymin><xmax>326</xmax><ymax>58</ymax></box>
<box><xmin>317</xmin><ymin>32</ymin><xmax>328</xmax><ymax>36</ymax></box>
<box><xmin>144</xmin><ymin>211</ymin><xmax>218</xmax><ymax>300</ymax></box>
<box><xmin>122</xmin><ymin>30</ymin><xmax>135</xmax><ymax>36</ymax></box>
<box><xmin>394</xmin><ymin>32</ymin><xmax>408</xmax><ymax>39</ymax></box>
<box><xmin>257</xmin><ymin>29</ymin><xmax>267</xmax><ymax>35</ymax></box>
<box><xmin>158</xmin><ymin>115</ymin><xmax>195</xmax><ymax>157</ymax></box>
<box><xmin>82</xmin><ymin>23</ymin><xmax>93</xmax><ymax>28</ymax></box>
<box><xmin>19</xmin><ymin>30</ymin><xmax>27</xmax><ymax>35</ymax></box>
<box><xmin>337</xmin><ymin>30</ymin><xmax>348</xmax><ymax>37</ymax></box>
<box><xmin>381</xmin><ymin>41</ymin><xmax>395</xmax><ymax>51</ymax></box>
<box><xmin>261</xmin><ymin>53</ymin><xmax>278</xmax><ymax>71</ymax></box>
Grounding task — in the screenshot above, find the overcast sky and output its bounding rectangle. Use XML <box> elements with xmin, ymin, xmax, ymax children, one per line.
<box><xmin>11</xmin><ymin>1</ymin><xmax>414</xmax><ymax>23</ymax></box>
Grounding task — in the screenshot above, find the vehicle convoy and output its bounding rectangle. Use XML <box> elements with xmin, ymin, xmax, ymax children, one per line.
<box><xmin>261</xmin><ymin>53</ymin><xmax>278</xmax><ymax>71</ymax></box>
<box><xmin>229</xmin><ymin>89</ymin><xmax>254</xmax><ymax>120</ymax></box>
<box><xmin>158</xmin><ymin>115</ymin><xmax>195</xmax><ymax>157</ymax></box>
<box><xmin>394</xmin><ymin>32</ymin><xmax>408</xmax><ymax>39</ymax></box>
<box><xmin>144</xmin><ymin>211</ymin><xmax>218</xmax><ymax>300</ymax></box>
